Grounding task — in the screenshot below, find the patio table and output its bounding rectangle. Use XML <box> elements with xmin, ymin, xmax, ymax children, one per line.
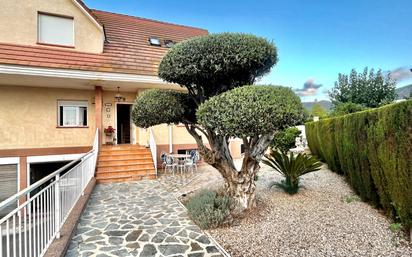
<box><xmin>169</xmin><ymin>154</ymin><xmax>191</xmax><ymax>159</ymax></box>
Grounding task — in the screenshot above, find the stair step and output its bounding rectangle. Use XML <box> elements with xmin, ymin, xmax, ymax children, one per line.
<box><xmin>100</xmin><ymin>147</ymin><xmax>148</xmax><ymax>151</ymax></box>
<box><xmin>99</xmin><ymin>151</ymin><xmax>151</xmax><ymax>156</ymax></box>
<box><xmin>99</xmin><ymin>155</ymin><xmax>153</xmax><ymax>161</ymax></box>
<box><xmin>98</xmin><ymin>164</ymin><xmax>154</xmax><ymax>171</ymax></box>
<box><xmin>96</xmin><ymin>174</ymin><xmax>157</xmax><ymax>184</ymax></box>
<box><xmin>98</xmin><ymin>160</ymin><xmax>154</xmax><ymax>167</ymax></box>
<box><xmin>96</xmin><ymin>169</ymin><xmax>156</xmax><ymax>178</ymax></box>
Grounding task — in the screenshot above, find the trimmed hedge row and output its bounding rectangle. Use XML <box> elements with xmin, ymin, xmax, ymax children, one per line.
<box><xmin>306</xmin><ymin>100</ymin><xmax>412</xmax><ymax>229</ymax></box>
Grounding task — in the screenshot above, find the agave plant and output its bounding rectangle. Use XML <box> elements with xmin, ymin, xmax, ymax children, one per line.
<box><xmin>262</xmin><ymin>151</ymin><xmax>322</xmax><ymax>194</ymax></box>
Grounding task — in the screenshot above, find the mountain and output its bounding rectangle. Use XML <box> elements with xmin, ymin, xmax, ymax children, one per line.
<box><xmin>302</xmin><ymin>100</ymin><xmax>333</xmax><ymax>111</ymax></box>
<box><xmin>396</xmin><ymin>84</ymin><xmax>412</xmax><ymax>100</ymax></box>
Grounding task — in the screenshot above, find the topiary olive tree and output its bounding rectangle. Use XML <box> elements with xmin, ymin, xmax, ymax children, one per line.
<box><xmin>132</xmin><ymin>33</ymin><xmax>305</xmax><ymax>211</ymax></box>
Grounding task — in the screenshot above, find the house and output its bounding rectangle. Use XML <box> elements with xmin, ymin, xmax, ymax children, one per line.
<box><xmin>0</xmin><ymin>0</ymin><xmax>243</xmax><ymax>213</ymax></box>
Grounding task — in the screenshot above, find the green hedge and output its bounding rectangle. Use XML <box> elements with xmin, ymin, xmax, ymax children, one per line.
<box><xmin>306</xmin><ymin>100</ymin><xmax>412</xmax><ymax>229</ymax></box>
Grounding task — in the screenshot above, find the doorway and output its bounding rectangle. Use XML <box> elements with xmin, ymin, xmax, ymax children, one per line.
<box><xmin>116</xmin><ymin>104</ymin><xmax>132</xmax><ymax>144</ymax></box>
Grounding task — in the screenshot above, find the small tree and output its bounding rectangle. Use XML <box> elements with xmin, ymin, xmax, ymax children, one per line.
<box><xmin>329</xmin><ymin>67</ymin><xmax>396</xmax><ymax>108</ymax></box>
<box><xmin>271</xmin><ymin>127</ymin><xmax>301</xmax><ymax>153</ymax></box>
<box><xmin>310</xmin><ymin>103</ymin><xmax>328</xmax><ymax>118</ymax></box>
<box><xmin>132</xmin><ymin>33</ymin><xmax>305</xmax><ymax>211</ymax></box>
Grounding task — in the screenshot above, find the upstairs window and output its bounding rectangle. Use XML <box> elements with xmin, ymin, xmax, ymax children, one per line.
<box><xmin>38</xmin><ymin>13</ymin><xmax>74</xmax><ymax>47</ymax></box>
<box><xmin>58</xmin><ymin>101</ymin><xmax>88</xmax><ymax>127</ymax></box>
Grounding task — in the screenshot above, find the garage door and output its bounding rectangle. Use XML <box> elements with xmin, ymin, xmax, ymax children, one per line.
<box><xmin>0</xmin><ymin>164</ymin><xmax>18</xmax><ymax>218</ymax></box>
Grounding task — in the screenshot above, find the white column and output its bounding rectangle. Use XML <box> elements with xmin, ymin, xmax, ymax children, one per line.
<box><xmin>168</xmin><ymin>125</ymin><xmax>173</xmax><ymax>153</ymax></box>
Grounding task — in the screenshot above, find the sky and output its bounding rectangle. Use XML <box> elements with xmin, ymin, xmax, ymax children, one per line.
<box><xmin>84</xmin><ymin>0</ymin><xmax>412</xmax><ymax>102</ymax></box>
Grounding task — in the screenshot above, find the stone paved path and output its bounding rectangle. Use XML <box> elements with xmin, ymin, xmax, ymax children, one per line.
<box><xmin>66</xmin><ymin>180</ymin><xmax>224</xmax><ymax>257</ymax></box>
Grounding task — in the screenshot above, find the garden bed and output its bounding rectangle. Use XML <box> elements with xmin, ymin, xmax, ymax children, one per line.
<box><xmin>172</xmin><ymin>163</ymin><xmax>412</xmax><ymax>257</ymax></box>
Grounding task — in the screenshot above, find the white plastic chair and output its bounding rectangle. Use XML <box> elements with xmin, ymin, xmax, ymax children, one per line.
<box><xmin>165</xmin><ymin>155</ymin><xmax>176</xmax><ymax>175</ymax></box>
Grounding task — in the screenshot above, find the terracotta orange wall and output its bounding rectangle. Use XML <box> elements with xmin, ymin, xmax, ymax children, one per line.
<box><xmin>0</xmin><ymin>85</ymin><xmax>96</xmax><ymax>150</ymax></box>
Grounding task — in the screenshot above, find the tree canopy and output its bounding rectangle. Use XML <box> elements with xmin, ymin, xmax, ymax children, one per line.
<box><xmin>329</xmin><ymin>67</ymin><xmax>396</xmax><ymax>108</ymax></box>
<box><xmin>132</xmin><ymin>90</ymin><xmax>195</xmax><ymax>128</ymax></box>
<box><xmin>158</xmin><ymin>33</ymin><xmax>278</xmax><ymax>103</ymax></box>
<box><xmin>197</xmin><ymin>85</ymin><xmax>305</xmax><ymax>138</ymax></box>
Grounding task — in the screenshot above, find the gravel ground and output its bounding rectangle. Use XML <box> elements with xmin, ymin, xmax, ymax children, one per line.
<box><xmin>205</xmin><ymin>163</ymin><xmax>412</xmax><ymax>257</ymax></box>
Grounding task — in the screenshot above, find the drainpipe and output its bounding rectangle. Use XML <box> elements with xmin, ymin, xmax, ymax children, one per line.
<box><xmin>169</xmin><ymin>125</ymin><xmax>173</xmax><ymax>153</ymax></box>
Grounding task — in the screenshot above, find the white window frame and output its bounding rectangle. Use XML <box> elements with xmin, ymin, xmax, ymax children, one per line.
<box><xmin>57</xmin><ymin>100</ymin><xmax>88</xmax><ymax>127</ymax></box>
<box><xmin>37</xmin><ymin>12</ymin><xmax>75</xmax><ymax>47</ymax></box>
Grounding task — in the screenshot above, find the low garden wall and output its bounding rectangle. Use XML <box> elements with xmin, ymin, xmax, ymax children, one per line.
<box><xmin>305</xmin><ymin>100</ymin><xmax>412</xmax><ymax>230</ymax></box>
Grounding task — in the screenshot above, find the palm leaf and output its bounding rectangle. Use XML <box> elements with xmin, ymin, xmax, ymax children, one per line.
<box><xmin>263</xmin><ymin>150</ymin><xmax>322</xmax><ymax>194</ymax></box>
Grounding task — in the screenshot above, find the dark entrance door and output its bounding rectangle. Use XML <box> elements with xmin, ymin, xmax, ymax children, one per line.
<box><xmin>117</xmin><ymin>104</ymin><xmax>132</xmax><ymax>144</ymax></box>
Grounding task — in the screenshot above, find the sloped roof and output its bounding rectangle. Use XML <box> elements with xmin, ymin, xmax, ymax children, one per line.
<box><xmin>0</xmin><ymin>9</ymin><xmax>207</xmax><ymax>76</ymax></box>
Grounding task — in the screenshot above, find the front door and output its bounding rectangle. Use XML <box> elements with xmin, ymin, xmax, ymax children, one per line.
<box><xmin>117</xmin><ymin>104</ymin><xmax>132</xmax><ymax>144</ymax></box>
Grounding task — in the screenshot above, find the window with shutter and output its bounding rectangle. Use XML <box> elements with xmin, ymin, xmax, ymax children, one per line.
<box><xmin>0</xmin><ymin>164</ymin><xmax>18</xmax><ymax>218</ymax></box>
<box><xmin>38</xmin><ymin>13</ymin><xmax>74</xmax><ymax>47</ymax></box>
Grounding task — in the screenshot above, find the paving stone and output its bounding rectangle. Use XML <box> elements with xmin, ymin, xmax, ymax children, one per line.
<box><xmin>191</xmin><ymin>242</ymin><xmax>203</xmax><ymax>251</ymax></box>
<box><xmin>196</xmin><ymin>235</ymin><xmax>211</xmax><ymax>245</ymax></box>
<box><xmin>111</xmin><ymin>249</ymin><xmax>130</xmax><ymax>257</ymax></box>
<box><xmin>79</xmin><ymin>243</ymin><xmax>97</xmax><ymax>251</ymax></box>
<box><xmin>126</xmin><ymin>242</ymin><xmax>140</xmax><ymax>249</ymax></box>
<box><xmin>164</xmin><ymin>227</ymin><xmax>180</xmax><ymax>235</ymax></box>
<box><xmin>165</xmin><ymin>236</ymin><xmax>180</xmax><ymax>243</ymax></box>
<box><xmin>140</xmin><ymin>244</ymin><xmax>157</xmax><ymax>257</ymax></box>
<box><xmin>121</xmin><ymin>224</ymin><xmax>135</xmax><ymax>229</ymax></box>
<box><xmin>139</xmin><ymin>233</ymin><xmax>150</xmax><ymax>242</ymax></box>
<box><xmin>126</xmin><ymin>229</ymin><xmax>142</xmax><ymax>242</ymax></box>
<box><xmin>206</xmin><ymin>246</ymin><xmax>219</xmax><ymax>253</ymax></box>
<box><xmin>108</xmin><ymin>236</ymin><xmax>124</xmax><ymax>245</ymax></box>
<box><xmin>105</xmin><ymin>230</ymin><xmax>128</xmax><ymax>237</ymax></box>
<box><xmin>158</xmin><ymin>244</ymin><xmax>190</xmax><ymax>256</ymax></box>
<box><xmin>188</xmin><ymin>253</ymin><xmax>204</xmax><ymax>257</ymax></box>
<box><xmin>106</xmin><ymin>223</ymin><xmax>120</xmax><ymax>230</ymax></box>
<box><xmin>152</xmin><ymin>231</ymin><xmax>167</xmax><ymax>243</ymax></box>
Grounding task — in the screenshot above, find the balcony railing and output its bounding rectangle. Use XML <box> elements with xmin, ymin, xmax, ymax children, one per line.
<box><xmin>0</xmin><ymin>129</ymin><xmax>99</xmax><ymax>257</ymax></box>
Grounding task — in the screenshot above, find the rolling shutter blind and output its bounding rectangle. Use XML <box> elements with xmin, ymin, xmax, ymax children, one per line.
<box><xmin>38</xmin><ymin>13</ymin><xmax>74</xmax><ymax>46</ymax></box>
<box><xmin>0</xmin><ymin>164</ymin><xmax>18</xmax><ymax>218</ymax></box>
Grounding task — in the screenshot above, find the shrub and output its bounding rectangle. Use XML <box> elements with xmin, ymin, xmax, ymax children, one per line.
<box><xmin>305</xmin><ymin>100</ymin><xmax>412</xmax><ymax>230</ymax></box>
<box><xmin>330</xmin><ymin>102</ymin><xmax>368</xmax><ymax>117</ymax></box>
<box><xmin>262</xmin><ymin>151</ymin><xmax>322</xmax><ymax>194</ymax></box>
<box><xmin>186</xmin><ymin>191</ymin><xmax>231</xmax><ymax>229</ymax></box>
<box><xmin>271</xmin><ymin>127</ymin><xmax>301</xmax><ymax>153</ymax></box>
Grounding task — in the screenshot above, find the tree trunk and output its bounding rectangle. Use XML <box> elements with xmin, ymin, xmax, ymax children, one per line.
<box><xmin>184</xmin><ymin>124</ymin><xmax>274</xmax><ymax>212</ymax></box>
<box><xmin>223</xmin><ymin>156</ymin><xmax>260</xmax><ymax>211</ymax></box>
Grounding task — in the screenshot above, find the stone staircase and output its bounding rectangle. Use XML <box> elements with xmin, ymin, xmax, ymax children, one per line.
<box><xmin>96</xmin><ymin>144</ymin><xmax>156</xmax><ymax>183</ymax></box>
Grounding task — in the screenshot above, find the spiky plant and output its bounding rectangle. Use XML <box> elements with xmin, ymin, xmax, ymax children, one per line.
<box><xmin>262</xmin><ymin>151</ymin><xmax>322</xmax><ymax>194</ymax></box>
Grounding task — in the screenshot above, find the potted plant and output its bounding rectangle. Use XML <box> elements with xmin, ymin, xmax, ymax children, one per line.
<box><xmin>104</xmin><ymin>126</ymin><xmax>116</xmax><ymax>145</ymax></box>
<box><xmin>104</xmin><ymin>126</ymin><xmax>115</xmax><ymax>136</ymax></box>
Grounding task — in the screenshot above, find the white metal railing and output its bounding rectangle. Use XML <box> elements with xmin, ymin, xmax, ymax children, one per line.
<box><xmin>148</xmin><ymin>128</ymin><xmax>158</xmax><ymax>176</ymax></box>
<box><xmin>0</xmin><ymin>129</ymin><xmax>99</xmax><ymax>257</ymax></box>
